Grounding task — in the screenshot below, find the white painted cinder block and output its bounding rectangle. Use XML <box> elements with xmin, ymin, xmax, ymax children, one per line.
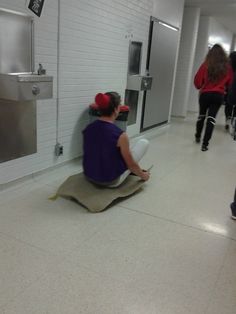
<box><xmin>0</xmin><ymin>0</ymin><xmax>186</xmax><ymax>185</ymax></box>
<box><xmin>0</xmin><ymin>0</ymin><xmax>155</xmax><ymax>184</ymax></box>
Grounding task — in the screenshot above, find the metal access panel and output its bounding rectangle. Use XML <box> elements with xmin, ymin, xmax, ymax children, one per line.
<box><xmin>125</xmin><ymin>89</ymin><xmax>139</xmax><ymax>125</ymax></box>
<box><xmin>126</xmin><ymin>75</ymin><xmax>152</xmax><ymax>91</ymax></box>
<box><xmin>141</xmin><ymin>19</ymin><xmax>179</xmax><ymax>131</ymax></box>
<box><xmin>128</xmin><ymin>41</ymin><xmax>142</xmax><ymax>75</ymax></box>
<box><xmin>0</xmin><ymin>100</ymin><xmax>36</xmax><ymax>163</ymax></box>
<box><xmin>0</xmin><ymin>8</ymin><xmax>33</xmax><ymax>73</ymax></box>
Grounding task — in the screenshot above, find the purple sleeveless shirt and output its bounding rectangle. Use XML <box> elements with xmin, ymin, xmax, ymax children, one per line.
<box><xmin>82</xmin><ymin>120</ymin><xmax>127</xmax><ymax>183</ymax></box>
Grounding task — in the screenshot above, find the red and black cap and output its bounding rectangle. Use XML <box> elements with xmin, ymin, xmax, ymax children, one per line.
<box><xmin>95</xmin><ymin>93</ymin><xmax>110</xmax><ymax>109</ymax></box>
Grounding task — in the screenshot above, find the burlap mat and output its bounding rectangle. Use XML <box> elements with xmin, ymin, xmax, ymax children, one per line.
<box><xmin>49</xmin><ymin>172</ymin><xmax>145</xmax><ymax>213</ymax></box>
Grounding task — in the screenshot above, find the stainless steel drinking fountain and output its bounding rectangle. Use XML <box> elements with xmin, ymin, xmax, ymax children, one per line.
<box><xmin>0</xmin><ymin>72</ymin><xmax>53</xmax><ymax>101</ymax></box>
<box><xmin>0</xmin><ymin>8</ymin><xmax>53</xmax><ymax>163</ymax></box>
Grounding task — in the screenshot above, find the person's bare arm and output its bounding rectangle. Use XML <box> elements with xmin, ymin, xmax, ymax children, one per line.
<box><xmin>117</xmin><ymin>133</ymin><xmax>149</xmax><ymax>181</ymax></box>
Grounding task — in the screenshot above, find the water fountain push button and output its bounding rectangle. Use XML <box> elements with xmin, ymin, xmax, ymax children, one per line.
<box><xmin>32</xmin><ymin>84</ymin><xmax>40</xmax><ymax>96</ymax></box>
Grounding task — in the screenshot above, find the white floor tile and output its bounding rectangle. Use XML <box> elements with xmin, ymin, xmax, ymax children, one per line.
<box><xmin>2</xmin><ymin>262</ymin><xmax>152</xmax><ymax>314</ymax></box>
<box><xmin>0</xmin><ymin>180</ymin><xmax>43</xmax><ymax>206</ymax></box>
<box><xmin>206</xmin><ymin>240</ymin><xmax>236</xmax><ymax>314</ymax></box>
<box><xmin>0</xmin><ymin>112</ymin><xmax>235</xmax><ymax>313</ymax></box>
<box><xmin>0</xmin><ymin>233</ymin><xmax>60</xmax><ymax>309</ymax></box>
<box><xmin>121</xmin><ymin>115</ymin><xmax>236</xmax><ymax>239</ymax></box>
<box><xmin>32</xmin><ymin>160</ymin><xmax>83</xmax><ymax>188</ymax></box>
<box><xmin>62</xmin><ymin>208</ymin><xmax>230</xmax><ymax>314</ymax></box>
<box><xmin>0</xmin><ymin>185</ymin><xmax>109</xmax><ymax>256</ymax></box>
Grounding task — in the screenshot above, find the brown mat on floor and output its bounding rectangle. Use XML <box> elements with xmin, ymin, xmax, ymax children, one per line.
<box><xmin>50</xmin><ymin>172</ymin><xmax>145</xmax><ymax>213</ymax></box>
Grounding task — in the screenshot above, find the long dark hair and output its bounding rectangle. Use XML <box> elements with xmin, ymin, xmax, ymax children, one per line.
<box><xmin>205</xmin><ymin>44</ymin><xmax>228</xmax><ymax>82</ymax></box>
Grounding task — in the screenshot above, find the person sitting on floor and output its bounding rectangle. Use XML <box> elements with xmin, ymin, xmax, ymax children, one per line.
<box><xmin>82</xmin><ymin>92</ymin><xmax>150</xmax><ymax>187</ymax></box>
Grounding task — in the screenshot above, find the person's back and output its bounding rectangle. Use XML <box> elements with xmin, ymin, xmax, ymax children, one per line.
<box><xmin>82</xmin><ymin>91</ymin><xmax>150</xmax><ymax>187</ymax></box>
<box><xmin>194</xmin><ymin>44</ymin><xmax>232</xmax><ymax>151</ymax></box>
<box><xmin>83</xmin><ymin>119</ymin><xmax>127</xmax><ymax>183</ymax></box>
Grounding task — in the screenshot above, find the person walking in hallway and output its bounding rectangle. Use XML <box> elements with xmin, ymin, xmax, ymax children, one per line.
<box><xmin>230</xmin><ymin>188</ymin><xmax>236</xmax><ymax>220</ymax></box>
<box><xmin>224</xmin><ymin>51</ymin><xmax>236</xmax><ymax>130</ymax></box>
<box><xmin>194</xmin><ymin>44</ymin><xmax>233</xmax><ymax>151</ymax></box>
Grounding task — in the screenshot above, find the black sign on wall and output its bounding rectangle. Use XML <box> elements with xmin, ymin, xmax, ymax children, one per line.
<box><xmin>28</xmin><ymin>0</ymin><xmax>45</xmax><ymax>17</ymax></box>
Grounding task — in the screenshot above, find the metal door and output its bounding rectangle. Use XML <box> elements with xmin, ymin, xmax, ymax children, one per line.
<box><xmin>141</xmin><ymin>18</ymin><xmax>179</xmax><ymax>131</ymax></box>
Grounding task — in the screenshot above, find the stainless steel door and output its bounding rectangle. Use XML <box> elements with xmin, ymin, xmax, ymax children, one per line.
<box><xmin>142</xmin><ymin>19</ymin><xmax>179</xmax><ymax>130</ymax></box>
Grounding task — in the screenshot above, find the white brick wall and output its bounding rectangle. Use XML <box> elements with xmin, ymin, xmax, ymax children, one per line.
<box><xmin>0</xmin><ymin>0</ymin><xmax>154</xmax><ymax>184</ymax></box>
<box><xmin>57</xmin><ymin>0</ymin><xmax>153</xmax><ymax>162</ymax></box>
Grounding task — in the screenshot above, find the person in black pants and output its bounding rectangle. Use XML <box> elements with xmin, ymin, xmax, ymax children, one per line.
<box><xmin>194</xmin><ymin>44</ymin><xmax>233</xmax><ymax>151</ymax></box>
<box><xmin>196</xmin><ymin>92</ymin><xmax>223</xmax><ymax>149</ymax></box>
<box><xmin>225</xmin><ymin>51</ymin><xmax>236</xmax><ymax>130</ymax></box>
<box><xmin>230</xmin><ymin>188</ymin><xmax>236</xmax><ymax>220</ymax></box>
<box><xmin>224</xmin><ymin>97</ymin><xmax>234</xmax><ymax>130</ymax></box>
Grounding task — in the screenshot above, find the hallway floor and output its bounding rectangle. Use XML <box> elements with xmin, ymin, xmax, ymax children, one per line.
<box><xmin>0</xmin><ymin>112</ymin><xmax>236</xmax><ymax>314</ymax></box>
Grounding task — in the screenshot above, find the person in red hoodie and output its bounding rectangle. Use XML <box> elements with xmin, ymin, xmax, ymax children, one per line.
<box><xmin>194</xmin><ymin>44</ymin><xmax>233</xmax><ymax>151</ymax></box>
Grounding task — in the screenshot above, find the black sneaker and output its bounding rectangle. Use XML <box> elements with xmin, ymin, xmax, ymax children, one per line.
<box><xmin>225</xmin><ymin>118</ymin><xmax>230</xmax><ymax>131</ymax></box>
<box><xmin>195</xmin><ymin>136</ymin><xmax>200</xmax><ymax>143</ymax></box>
<box><xmin>201</xmin><ymin>144</ymin><xmax>208</xmax><ymax>151</ymax></box>
<box><xmin>230</xmin><ymin>202</ymin><xmax>236</xmax><ymax>220</ymax></box>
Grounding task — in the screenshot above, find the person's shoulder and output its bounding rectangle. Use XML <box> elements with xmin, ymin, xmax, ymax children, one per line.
<box><xmin>83</xmin><ymin>120</ymin><xmax>100</xmax><ymax>132</ymax></box>
<box><xmin>118</xmin><ymin>131</ymin><xmax>127</xmax><ymax>139</ymax></box>
<box><xmin>195</xmin><ymin>62</ymin><xmax>206</xmax><ymax>76</ymax></box>
<box><xmin>200</xmin><ymin>62</ymin><xmax>207</xmax><ymax>70</ymax></box>
<box><xmin>112</xmin><ymin>123</ymin><xmax>122</xmax><ymax>130</ymax></box>
<box><xmin>117</xmin><ymin>131</ymin><xmax>128</xmax><ymax>147</ymax></box>
<box><xmin>112</xmin><ymin>124</ymin><xmax>125</xmax><ymax>136</ymax></box>
<box><xmin>102</xmin><ymin>121</ymin><xmax>122</xmax><ymax>132</ymax></box>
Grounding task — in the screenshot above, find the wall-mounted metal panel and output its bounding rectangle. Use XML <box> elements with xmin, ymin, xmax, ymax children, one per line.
<box><xmin>0</xmin><ymin>8</ymin><xmax>33</xmax><ymax>73</ymax></box>
<box><xmin>125</xmin><ymin>89</ymin><xmax>139</xmax><ymax>125</ymax></box>
<box><xmin>128</xmin><ymin>41</ymin><xmax>142</xmax><ymax>75</ymax></box>
<box><xmin>0</xmin><ymin>100</ymin><xmax>36</xmax><ymax>163</ymax></box>
<box><xmin>127</xmin><ymin>75</ymin><xmax>152</xmax><ymax>91</ymax></box>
